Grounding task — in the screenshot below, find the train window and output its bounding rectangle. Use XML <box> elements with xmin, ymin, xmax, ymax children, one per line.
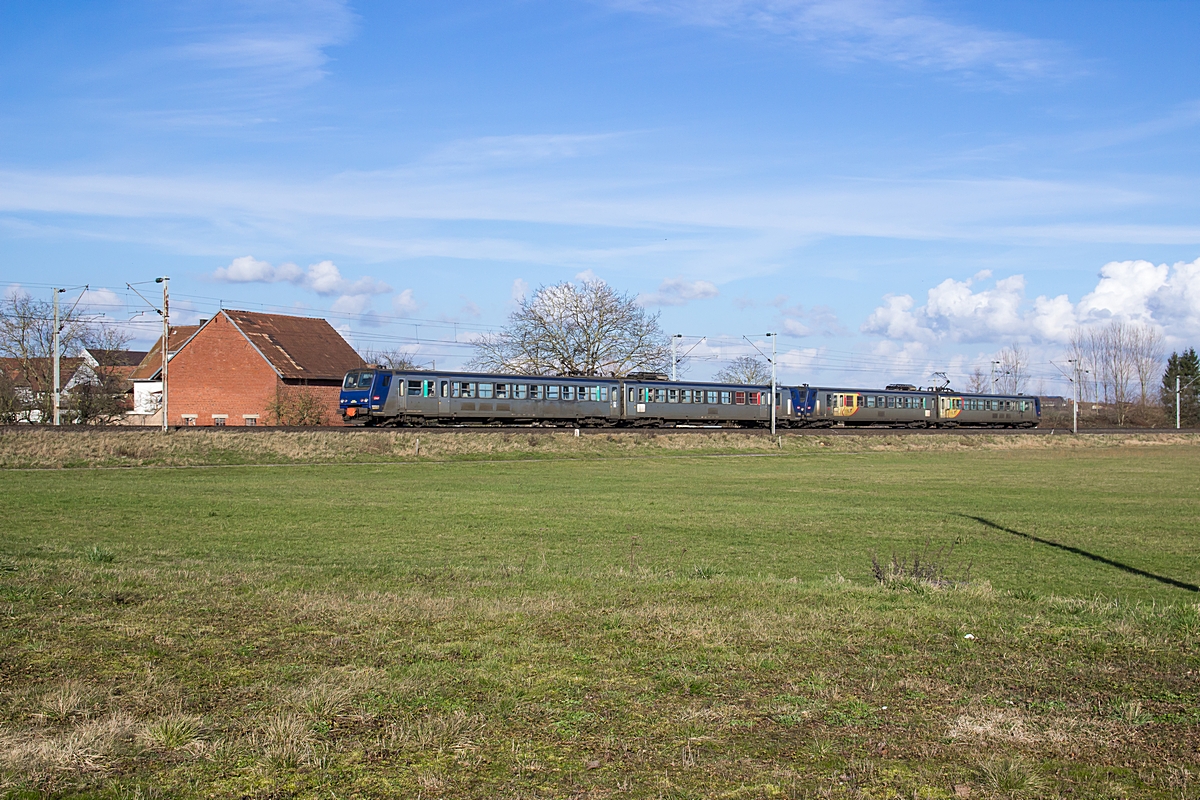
<box><xmin>357</xmin><ymin>372</ymin><xmax>374</xmax><ymax>389</ymax></box>
<box><xmin>865</xmin><ymin>396</ymin><xmax>875</xmax><ymax>408</ymax></box>
<box><xmin>450</xmin><ymin>382</ymin><xmax>460</xmax><ymax>398</ymax></box>
<box><xmin>735</xmin><ymin>391</ymin><xmax>745</xmax><ymax>405</ymax></box>
<box><xmin>598</xmin><ymin>386</ymin><xmax>608</xmax><ymax>401</ymax></box>
<box><xmin>513</xmin><ymin>384</ymin><xmax>528</xmax><ymax>399</ymax></box>
<box><xmin>440</xmin><ymin>381</ymin><xmax>448</xmax><ymax>398</ymax></box>
<box><xmin>343</xmin><ymin>373</ymin><xmax>357</xmax><ymax>390</ymax></box>
<box><xmin>381</xmin><ymin>375</ymin><xmax>391</xmax><ymax>389</ymax></box>
<box><xmin>652</xmin><ymin>388</ymin><xmax>664</xmax><ymax>403</ymax></box>
<box><xmin>706</xmin><ymin>391</ymin><xmax>718</xmax><ymax>404</ymax></box>
<box><xmin>679</xmin><ymin>389</ymin><xmax>690</xmax><ymax>403</ymax></box>
<box><xmin>720</xmin><ymin>391</ymin><xmax>731</xmax><ymax>404</ymax></box>
<box><xmin>531</xmin><ymin>384</ymin><xmax>544</xmax><ymax>400</ymax></box>
<box><xmin>547</xmin><ymin>385</ymin><xmax>560</xmax><ymax>400</ymax></box>
<box><xmin>749</xmin><ymin>391</ymin><xmax>761</xmax><ymax>405</ymax></box>
<box><xmin>466</xmin><ymin>383</ymin><xmax>477</xmax><ymax>398</ymax></box>
<box><xmin>406</xmin><ymin>380</ymin><xmax>418</xmax><ymax>396</ymax></box>
<box><xmin>668</xmin><ymin>389</ymin><xmax>679</xmax><ymax>403</ymax></box>
<box><xmin>478</xmin><ymin>383</ymin><xmax>493</xmax><ymax>399</ymax></box>
<box><xmin>495</xmin><ymin>384</ymin><xmax>509</xmax><ymax>399</ymax></box>
<box><xmin>563</xmin><ymin>386</ymin><xmax>575</xmax><ymax>401</ymax></box>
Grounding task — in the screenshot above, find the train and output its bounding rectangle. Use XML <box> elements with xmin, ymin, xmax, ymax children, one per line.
<box><xmin>339</xmin><ymin>368</ymin><xmax>1041</xmax><ymax>429</ymax></box>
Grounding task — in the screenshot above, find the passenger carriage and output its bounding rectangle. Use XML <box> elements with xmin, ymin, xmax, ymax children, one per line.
<box><xmin>339</xmin><ymin>368</ymin><xmax>789</xmax><ymax>427</ymax></box>
<box><xmin>791</xmin><ymin>384</ymin><xmax>1039</xmax><ymax>428</ymax></box>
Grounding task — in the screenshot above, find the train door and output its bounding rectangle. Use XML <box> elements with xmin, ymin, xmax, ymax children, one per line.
<box><xmin>405</xmin><ymin>376</ymin><xmax>439</xmax><ymax>419</ymax></box>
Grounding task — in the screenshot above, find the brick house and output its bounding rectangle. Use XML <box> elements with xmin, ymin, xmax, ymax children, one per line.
<box><xmin>128</xmin><ymin>325</ymin><xmax>201</xmax><ymax>425</ymax></box>
<box><xmin>132</xmin><ymin>310</ymin><xmax>364</xmax><ymax>427</ymax></box>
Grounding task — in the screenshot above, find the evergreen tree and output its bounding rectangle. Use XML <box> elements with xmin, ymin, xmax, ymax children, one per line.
<box><xmin>1161</xmin><ymin>347</ymin><xmax>1200</xmax><ymax>426</ymax></box>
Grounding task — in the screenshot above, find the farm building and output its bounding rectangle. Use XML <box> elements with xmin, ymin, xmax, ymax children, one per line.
<box><xmin>130</xmin><ymin>310</ymin><xmax>364</xmax><ymax>427</ymax></box>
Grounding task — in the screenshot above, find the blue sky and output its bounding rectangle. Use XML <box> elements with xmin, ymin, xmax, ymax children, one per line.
<box><xmin>2</xmin><ymin>0</ymin><xmax>1200</xmax><ymax>391</ymax></box>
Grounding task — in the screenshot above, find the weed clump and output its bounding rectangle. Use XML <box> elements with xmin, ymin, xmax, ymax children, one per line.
<box><xmin>977</xmin><ymin>756</ymin><xmax>1049</xmax><ymax>798</ymax></box>
<box><xmin>84</xmin><ymin>545</ymin><xmax>114</xmax><ymax>564</ymax></box>
<box><xmin>871</xmin><ymin>541</ymin><xmax>971</xmax><ymax>590</ymax></box>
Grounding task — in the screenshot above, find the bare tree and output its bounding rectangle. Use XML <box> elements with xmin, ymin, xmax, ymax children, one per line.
<box><xmin>714</xmin><ymin>355</ymin><xmax>771</xmax><ymax>385</ymax></box>
<box><xmin>1070</xmin><ymin>321</ymin><xmax>1141</xmax><ymax>424</ymax></box>
<box><xmin>361</xmin><ymin>347</ymin><xmax>424</xmax><ymax>371</ymax></box>
<box><xmin>1130</xmin><ymin>325</ymin><xmax>1164</xmax><ymax>406</ymax></box>
<box><xmin>470</xmin><ymin>280</ymin><xmax>670</xmax><ymax>376</ymax></box>
<box><xmin>966</xmin><ymin>366</ymin><xmax>988</xmax><ymax>393</ymax></box>
<box><xmin>1068</xmin><ymin>327</ymin><xmax>1097</xmax><ymax>404</ymax></box>
<box><xmin>995</xmin><ymin>345</ymin><xmax>1029</xmax><ymax>395</ymax></box>
<box><xmin>68</xmin><ymin>325</ymin><xmax>134</xmax><ymax>425</ymax></box>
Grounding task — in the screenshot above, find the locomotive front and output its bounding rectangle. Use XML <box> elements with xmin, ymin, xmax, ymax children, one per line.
<box><xmin>340</xmin><ymin>369</ymin><xmax>378</xmax><ymax>425</ymax></box>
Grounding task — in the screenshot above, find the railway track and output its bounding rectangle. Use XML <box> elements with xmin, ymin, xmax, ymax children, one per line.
<box><xmin>5</xmin><ymin>425</ymin><xmax>1196</xmax><ymax>436</ymax></box>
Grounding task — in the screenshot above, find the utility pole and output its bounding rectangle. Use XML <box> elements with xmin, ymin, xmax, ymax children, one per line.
<box><xmin>1178</xmin><ymin>374</ymin><xmax>1200</xmax><ymax>430</ymax></box>
<box><xmin>1068</xmin><ymin>359</ymin><xmax>1079</xmax><ymax>434</ymax></box>
<box><xmin>671</xmin><ymin>334</ymin><xmax>683</xmax><ymax>381</ymax></box>
<box><xmin>156</xmin><ymin>277</ymin><xmax>169</xmax><ymax>431</ymax></box>
<box><xmin>52</xmin><ymin>288</ymin><xmax>64</xmax><ymax>425</ymax></box>
<box><xmin>991</xmin><ymin>360</ymin><xmax>1000</xmax><ymax>393</ymax></box>
<box><xmin>767</xmin><ymin>332</ymin><xmax>777</xmax><ymax>436</ymax></box>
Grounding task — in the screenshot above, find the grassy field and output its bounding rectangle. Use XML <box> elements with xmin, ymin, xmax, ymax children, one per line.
<box><xmin>1</xmin><ymin>436</ymin><xmax>1199</xmax><ymax>798</ymax></box>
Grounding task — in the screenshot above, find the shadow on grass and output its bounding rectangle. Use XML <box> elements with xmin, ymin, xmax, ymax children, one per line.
<box><xmin>962</xmin><ymin>515</ymin><xmax>1199</xmax><ymax>593</ymax></box>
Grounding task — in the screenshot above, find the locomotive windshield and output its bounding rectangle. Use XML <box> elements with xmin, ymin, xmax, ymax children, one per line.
<box><xmin>343</xmin><ymin>370</ymin><xmax>374</xmax><ymax>390</ymax></box>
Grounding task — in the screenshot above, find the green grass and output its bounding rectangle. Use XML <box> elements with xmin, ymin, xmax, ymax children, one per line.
<box><xmin>1</xmin><ymin>441</ymin><xmax>1198</xmax><ymax>798</ymax></box>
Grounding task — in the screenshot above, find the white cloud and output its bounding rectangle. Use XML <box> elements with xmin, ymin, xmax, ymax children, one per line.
<box><xmin>214</xmin><ymin>255</ymin><xmax>303</xmax><ymax>283</ymax></box>
<box><xmin>638</xmin><ymin>278</ymin><xmax>719</xmax><ymax>306</ymax></box>
<box><xmin>213</xmin><ymin>256</ymin><xmax>390</xmax><ymax>297</ymax></box>
<box><xmin>392</xmin><ymin>289</ymin><xmax>420</xmax><ymax>316</ymax></box>
<box><xmin>172</xmin><ymin>0</ymin><xmax>357</xmax><ymax>88</ymax></box>
<box><xmin>575</xmin><ymin>269</ymin><xmax>602</xmax><ymax>284</ymax></box>
<box><xmin>427</xmin><ymin>133</ymin><xmax>624</xmax><ymax>167</ymax></box>
<box><xmin>511</xmin><ymin>278</ymin><xmax>529</xmax><ymax>304</ymax></box>
<box><xmin>330</xmin><ymin>293</ymin><xmax>374</xmax><ymax>317</ymax></box>
<box><xmin>609</xmin><ymin>0</ymin><xmax>1071</xmax><ymax>83</ymax></box>
<box><xmin>863</xmin><ymin>257</ymin><xmax>1200</xmax><ymax>346</ymax></box>
<box><xmin>778</xmin><ymin>347</ymin><xmax>820</xmax><ymax>371</ymax></box>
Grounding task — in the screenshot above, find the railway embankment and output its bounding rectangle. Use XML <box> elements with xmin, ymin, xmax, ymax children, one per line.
<box><xmin>1</xmin><ymin>426</ymin><xmax>1197</xmax><ymax>469</ymax></box>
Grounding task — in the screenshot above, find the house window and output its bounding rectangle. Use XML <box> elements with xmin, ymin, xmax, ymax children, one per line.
<box><xmin>243</xmin><ymin>415</ymin><xmax>258</xmax><ymax>426</ymax></box>
<box><xmin>212</xmin><ymin>415</ymin><xmax>227</xmax><ymax>427</ymax></box>
<box><xmin>181</xmin><ymin>414</ymin><xmax>197</xmax><ymax>426</ymax></box>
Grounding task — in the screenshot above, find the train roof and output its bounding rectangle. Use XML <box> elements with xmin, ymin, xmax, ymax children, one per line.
<box><xmin>347</xmin><ymin>366</ymin><xmax>771</xmax><ymax>389</ymax></box>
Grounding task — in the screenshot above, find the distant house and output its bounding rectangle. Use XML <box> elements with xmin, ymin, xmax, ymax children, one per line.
<box><xmin>130</xmin><ymin>310</ymin><xmax>364</xmax><ymax>427</ymax></box>
<box><xmin>1</xmin><ymin>357</ymin><xmax>82</xmax><ymax>423</ymax></box>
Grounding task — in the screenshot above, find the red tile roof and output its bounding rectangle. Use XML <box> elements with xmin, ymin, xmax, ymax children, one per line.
<box><xmin>129</xmin><ymin>326</ymin><xmax>200</xmax><ymax>380</ymax></box>
<box><xmin>222</xmin><ymin>310</ymin><xmax>364</xmax><ymax>380</ymax></box>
